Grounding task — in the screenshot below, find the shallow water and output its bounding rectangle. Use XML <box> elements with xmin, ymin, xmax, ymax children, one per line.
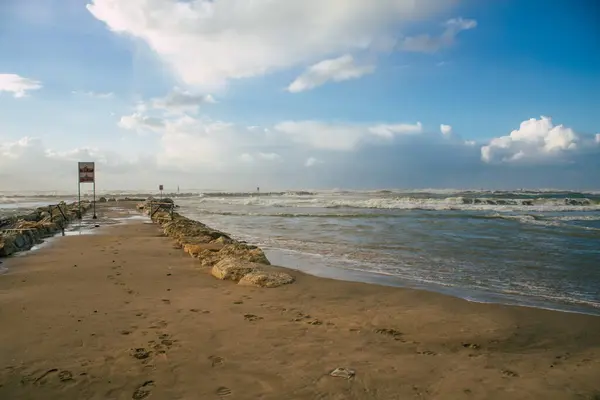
<box><xmin>175</xmin><ymin>190</ymin><xmax>600</xmax><ymax>315</ymax></box>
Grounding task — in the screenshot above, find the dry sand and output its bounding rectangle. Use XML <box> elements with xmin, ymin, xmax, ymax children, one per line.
<box><xmin>1</xmin><ymin>203</ymin><xmax>599</xmax><ymax>400</ymax></box>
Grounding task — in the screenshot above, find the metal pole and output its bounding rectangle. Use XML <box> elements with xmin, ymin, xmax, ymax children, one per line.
<box><xmin>92</xmin><ymin>180</ymin><xmax>97</xmax><ymax>219</ymax></box>
<box><xmin>78</xmin><ymin>177</ymin><xmax>81</xmax><ymax>220</ymax></box>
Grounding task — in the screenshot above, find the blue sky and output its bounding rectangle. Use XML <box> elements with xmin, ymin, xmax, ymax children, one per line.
<box><xmin>0</xmin><ymin>0</ymin><xmax>599</xmax><ymax>191</ymax></box>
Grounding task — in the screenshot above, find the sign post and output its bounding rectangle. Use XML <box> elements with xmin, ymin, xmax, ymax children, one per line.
<box><xmin>159</xmin><ymin>184</ymin><xmax>164</xmax><ymax>200</ymax></box>
<box><xmin>78</xmin><ymin>162</ymin><xmax>96</xmax><ymax>219</ymax></box>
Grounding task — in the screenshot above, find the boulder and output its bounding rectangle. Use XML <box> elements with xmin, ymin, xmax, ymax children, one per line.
<box><xmin>98</xmin><ymin>197</ymin><xmax>108</xmax><ymax>203</ymax></box>
<box><xmin>196</xmin><ymin>250</ymin><xmax>223</xmax><ymax>267</ymax></box>
<box><xmin>219</xmin><ymin>243</ymin><xmax>270</xmax><ymax>265</ymax></box>
<box><xmin>183</xmin><ymin>243</ymin><xmax>224</xmax><ymax>257</ymax></box>
<box><xmin>0</xmin><ymin>235</ymin><xmax>17</xmax><ymax>257</ymax></box>
<box><xmin>211</xmin><ymin>258</ymin><xmax>262</xmax><ymax>282</ymax></box>
<box><xmin>238</xmin><ymin>270</ymin><xmax>295</xmax><ymax>288</ymax></box>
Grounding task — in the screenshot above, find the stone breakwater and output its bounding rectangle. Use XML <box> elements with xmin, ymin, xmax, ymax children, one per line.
<box><xmin>0</xmin><ymin>201</ymin><xmax>93</xmax><ymax>258</ymax></box>
<box><xmin>137</xmin><ymin>199</ymin><xmax>295</xmax><ymax>288</ymax></box>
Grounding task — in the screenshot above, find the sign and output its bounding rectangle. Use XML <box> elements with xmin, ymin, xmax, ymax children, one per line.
<box><xmin>78</xmin><ymin>162</ymin><xmax>95</xmax><ymax>183</ymax></box>
<box><xmin>159</xmin><ymin>184</ymin><xmax>164</xmax><ymax>191</ymax></box>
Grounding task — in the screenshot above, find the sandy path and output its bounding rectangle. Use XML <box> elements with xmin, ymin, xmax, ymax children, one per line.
<box><xmin>1</xmin><ymin>205</ymin><xmax>599</xmax><ymax>399</ymax></box>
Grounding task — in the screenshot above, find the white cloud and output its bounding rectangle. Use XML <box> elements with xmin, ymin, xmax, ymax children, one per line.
<box><xmin>72</xmin><ymin>90</ymin><xmax>114</xmax><ymax>99</ymax></box>
<box><xmin>287</xmin><ymin>54</ymin><xmax>375</xmax><ymax>93</ymax></box>
<box><xmin>275</xmin><ymin>120</ymin><xmax>422</xmax><ymax>150</ymax></box>
<box><xmin>87</xmin><ymin>0</ymin><xmax>455</xmax><ymax>87</ymax></box>
<box><xmin>258</xmin><ymin>152</ymin><xmax>282</xmax><ymax>161</ymax></box>
<box><xmin>399</xmin><ymin>17</ymin><xmax>477</xmax><ymax>53</ymax></box>
<box><xmin>481</xmin><ymin>116</ymin><xmax>597</xmax><ymax>164</ymax></box>
<box><xmin>118</xmin><ymin>113</ymin><xmax>166</xmax><ymax>133</ymax></box>
<box><xmin>2</xmin><ymin>111</ymin><xmax>599</xmax><ymax>191</ymax></box>
<box><xmin>305</xmin><ymin>157</ymin><xmax>322</xmax><ymax>167</ymax></box>
<box><xmin>369</xmin><ymin>122</ymin><xmax>423</xmax><ymax>138</ymax></box>
<box><xmin>596</xmin><ymin>133</ymin><xmax>600</xmax><ymax>144</ymax></box>
<box><xmin>0</xmin><ymin>74</ymin><xmax>42</xmax><ymax>98</ymax></box>
<box><xmin>440</xmin><ymin>124</ymin><xmax>453</xmax><ymax>136</ymax></box>
<box><xmin>152</xmin><ymin>88</ymin><xmax>216</xmax><ymax>113</ymax></box>
<box><xmin>0</xmin><ymin>136</ymin><xmax>154</xmax><ymax>190</ymax></box>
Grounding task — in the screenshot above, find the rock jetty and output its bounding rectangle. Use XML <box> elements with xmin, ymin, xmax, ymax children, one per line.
<box><xmin>0</xmin><ymin>201</ymin><xmax>93</xmax><ymax>257</ymax></box>
<box><xmin>137</xmin><ymin>199</ymin><xmax>294</xmax><ymax>288</ymax></box>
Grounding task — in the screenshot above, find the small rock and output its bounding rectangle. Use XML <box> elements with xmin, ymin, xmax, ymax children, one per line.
<box><xmin>330</xmin><ymin>367</ymin><xmax>355</xmax><ymax>379</ymax></box>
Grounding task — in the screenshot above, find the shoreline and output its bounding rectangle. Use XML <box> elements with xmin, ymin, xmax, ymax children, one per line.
<box><xmin>3</xmin><ymin>198</ymin><xmax>599</xmax><ymax>317</ymax></box>
<box><xmin>1</xmin><ymin>202</ymin><xmax>599</xmax><ymax>399</ymax></box>
<box><xmin>170</xmin><ymin>201</ymin><xmax>600</xmax><ymax>317</ymax></box>
<box><xmin>264</xmin><ymin>247</ymin><xmax>600</xmax><ymax>317</ymax></box>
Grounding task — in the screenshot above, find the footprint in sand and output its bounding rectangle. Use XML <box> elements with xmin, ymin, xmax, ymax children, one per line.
<box><xmin>244</xmin><ymin>314</ymin><xmax>263</xmax><ymax>322</ymax></box>
<box><xmin>58</xmin><ymin>370</ymin><xmax>74</xmax><ymax>382</ymax></box>
<box><xmin>216</xmin><ymin>386</ymin><xmax>233</xmax><ymax>397</ymax></box>
<box><xmin>374</xmin><ymin>328</ymin><xmax>405</xmax><ymax>341</ymax></box>
<box><xmin>161</xmin><ymin>299</ymin><xmax>171</xmax><ymax>305</ymax></box>
<box><xmin>233</xmin><ymin>301</ymin><xmax>243</xmax><ymax>305</ymax></box>
<box><xmin>417</xmin><ymin>350</ymin><xmax>437</xmax><ymax>356</ymax></box>
<box><xmin>208</xmin><ymin>355</ymin><xmax>224</xmax><ymax>367</ymax></box>
<box><xmin>190</xmin><ymin>309</ymin><xmax>210</xmax><ymax>314</ymax></box>
<box><xmin>502</xmin><ymin>369</ymin><xmax>519</xmax><ymax>378</ymax></box>
<box><xmin>462</xmin><ymin>343</ymin><xmax>481</xmax><ymax>350</ymax></box>
<box><xmin>131</xmin><ymin>348</ymin><xmax>152</xmax><ymax>360</ymax></box>
<box><xmin>132</xmin><ymin>380</ymin><xmax>155</xmax><ymax>399</ymax></box>
<box><xmin>149</xmin><ymin>320</ymin><xmax>168</xmax><ymax>329</ymax></box>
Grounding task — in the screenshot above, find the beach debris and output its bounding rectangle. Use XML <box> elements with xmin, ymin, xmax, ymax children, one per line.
<box><xmin>330</xmin><ymin>367</ymin><xmax>355</xmax><ymax>379</ymax></box>
<box><xmin>132</xmin><ymin>380</ymin><xmax>155</xmax><ymax>399</ymax></box>
<box><xmin>33</xmin><ymin>368</ymin><xmax>58</xmax><ymax>385</ymax></box>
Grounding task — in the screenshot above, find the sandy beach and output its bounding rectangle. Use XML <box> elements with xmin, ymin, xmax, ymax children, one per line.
<box><xmin>1</xmin><ymin>203</ymin><xmax>599</xmax><ymax>400</ymax></box>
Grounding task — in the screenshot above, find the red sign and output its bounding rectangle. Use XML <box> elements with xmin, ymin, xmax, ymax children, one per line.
<box><xmin>159</xmin><ymin>184</ymin><xmax>164</xmax><ymax>191</ymax></box>
<box><xmin>78</xmin><ymin>162</ymin><xmax>95</xmax><ymax>183</ymax></box>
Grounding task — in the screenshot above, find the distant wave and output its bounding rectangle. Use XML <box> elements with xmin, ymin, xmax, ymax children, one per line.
<box><xmin>189</xmin><ymin>195</ymin><xmax>600</xmax><ymax>211</ymax></box>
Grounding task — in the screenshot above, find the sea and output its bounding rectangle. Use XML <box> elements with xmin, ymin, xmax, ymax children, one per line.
<box><xmin>2</xmin><ymin>189</ymin><xmax>600</xmax><ymax>316</ymax></box>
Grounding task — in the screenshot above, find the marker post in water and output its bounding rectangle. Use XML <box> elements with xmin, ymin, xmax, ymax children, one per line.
<box><xmin>159</xmin><ymin>184</ymin><xmax>164</xmax><ymax>200</ymax></box>
<box><xmin>78</xmin><ymin>161</ymin><xmax>97</xmax><ymax>219</ymax></box>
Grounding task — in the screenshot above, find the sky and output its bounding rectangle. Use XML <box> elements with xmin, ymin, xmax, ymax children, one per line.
<box><xmin>0</xmin><ymin>0</ymin><xmax>599</xmax><ymax>192</ymax></box>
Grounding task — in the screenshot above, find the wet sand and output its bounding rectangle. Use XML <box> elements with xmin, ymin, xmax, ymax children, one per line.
<box><xmin>1</xmin><ymin>203</ymin><xmax>599</xmax><ymax>400</ymax></box>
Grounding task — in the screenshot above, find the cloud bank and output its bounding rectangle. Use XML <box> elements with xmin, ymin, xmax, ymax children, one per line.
<box><xmin>0</xmin><ymin>74</ymin><xmax>42</xmax><ymax>98</ymax></box>
<box><xmin>3</xmin><ymin>106</ymin><xmax>598</xmax><ymax>191</ymax></box>
<box><xmin>86</xmin><ymin>0</ymin><xmax>457</xmax><ymax>88</ymax></box>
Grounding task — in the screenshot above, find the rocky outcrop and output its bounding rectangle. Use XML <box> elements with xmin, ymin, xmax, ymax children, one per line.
<box><xmin>138</xmin><ymin>198</ymin><xmax>294</xmax><ymax>288</ymax></box>
<box><xmin>211</xmin><ymin>258</ymin><xmax>261</xmax><ymax>281</ymax></box>
<box><xmin>238</xmin><ymin>269</ymin><xmax>295</xmax><ymax>288</ymax></box>
<box><xmin>211</xmin><ymin>258</ymin><xmax>295</xmax><ymax>288</ymax></box>
<box><xmin>0</xmin><ymin>201</ymin><xmax>93</xmax><ymax>258</ymax></box>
